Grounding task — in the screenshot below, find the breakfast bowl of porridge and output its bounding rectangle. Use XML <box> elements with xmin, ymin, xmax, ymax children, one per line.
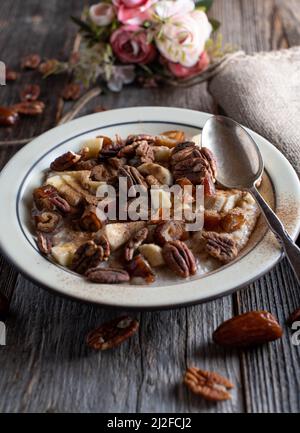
<box><xmin>0</xmin><ymin>107</ymin><xmax>299</xmax><ymax>309</ymax></box>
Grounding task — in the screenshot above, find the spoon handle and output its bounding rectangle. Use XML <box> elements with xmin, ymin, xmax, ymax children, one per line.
<box><xmin>250</xmin><ymin>186</ymin><xmax>300</xmax><ymax>284</ymax></box>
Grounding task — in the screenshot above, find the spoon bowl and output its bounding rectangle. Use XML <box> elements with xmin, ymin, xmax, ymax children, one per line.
<box><xmin>202</xmin><ymin>115</ymin><xmax>264</xmax><ymax>189</ymax></box>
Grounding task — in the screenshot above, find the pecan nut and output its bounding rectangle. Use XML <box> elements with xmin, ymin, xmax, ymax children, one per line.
<box><xmin>79</xmin><ymin>205</ymin><xmax>102</xmax><ymax>232</ymax></box>
<box><xmin>13</xmin><ymin>101</ymin><xmax>45</xmax><ymax>116</ymax></box>
<box><xmin>85</xmin><ymin>267</ymin><xmax>130</xmax><ymax>284</ymax></box>
<box><xmin>21</xmin><ymin>53</ymin><xmax>41</xmax><ymax>69</ymax></box>
<box><xmin>50</xmin><ymin>151</ymin><xmax>81</xmax><ymax>171</ymax></box>
<box><xmin>33</xmin><ymin>185</ymin><xmax>71</xmax><ymax>213</ymax></box>
<box><xmin>20</xmin><ymin>84</ymin><xmax>41</xmax><ymax>102</ymax></box>
<box><xmin>36</xmin><ymin>232</ymin><xmax>53</xmax><ymax>254</ymax></box>
<box><xmin>184</xmin><ymin>367</ymin><xmax>234</xmax><ymax>401</ymax></box>
<box><xmin>0</xmin><ymin>292</ymin><xmax>9</xmax><ymax>320</ymax></box>
<box><xmin>98</xmin><ymin>135</ymin><xmax>124</xmax><ymax>161</ymax></box>
<box><xmin>162</xmin><ymin>240</ymin><xmax>196</xmax><ymax>278</ymax></box>
<box><xmin>170</xmin><ymin>142</ymin><xmax>217</xmax><ymax>186</ymax></box>
<box><xmin>86</xmin><ymin>316</ymin><xmax>139</xmax><ymax>350</ymax></box>
<box><xmin>213</xmin><ymin>311</ymin><xmax>283</xmax><ymax>347</ymax></box>
<box><xmin>203</xmin><ymin>232</ymin><xmax>238</xmax><ymax>263</ymax></box>
<box><xmin>62</xmin><ymin>83</ymin><xmax>81</xmax><ymax>101</ymax></box>
<box><xmin>154</xmin><ymin>221</ymin><xmax>186</xmax><ymax>246</ymax></box>
<box><xmin>0</xmin><ymin>106</ymin><xmax>19</xmax><ymax>126</ymax></box>
<box><xmin>6</xmin><ymin>69</ymin><xmax>18</xmax><ymax>81</ymax></box>
<box><xmin>126</xmin><ymin>254</ymin><xmax>155</xmax><ymax>283</ymax></box>
<box><xmin>287</xmin><ymin>308</ymin><xmax>300</xmax><ymax>328</ymax></box>
<box><xmin>124</xmin><ymin>227</ymin><xmax>148</xmax><ymax>261</ymax></box>
<box><xmin>71</xmin><ymin>240</ymin><xmax>106</xmax><ymax>274</ymax></box>
<box><xmin>118</xmin><ymin>165</ymin><xmax>148</xmax><ymax>190</ymax></box>
<box><xmin>35</xmin><ymin>211</ymin><xmax>61</xmax><ymax>233</ymax></box>
<box><xmin>38</xmin><ymin>59</ymin><xmax>58</xmax><ymax>75</ymax></box>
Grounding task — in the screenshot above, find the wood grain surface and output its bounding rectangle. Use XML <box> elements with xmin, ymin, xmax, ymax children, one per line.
<box><xmin>0</xmin><ymin>0</ymin><xmax>299</xmax><ymax>413</ymax></box>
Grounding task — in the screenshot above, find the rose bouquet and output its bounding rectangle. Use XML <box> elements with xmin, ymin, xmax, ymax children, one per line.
<box><xmin>48</xmin><ymin>0</ymin><xmax>226</xmax><ymax>92</ymax></box>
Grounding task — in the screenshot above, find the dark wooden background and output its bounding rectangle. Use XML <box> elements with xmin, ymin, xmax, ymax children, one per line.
<box><xmin>0</xmin><ymin>0</ymin><xmax>300</xmax><ymax>413</ymax></box>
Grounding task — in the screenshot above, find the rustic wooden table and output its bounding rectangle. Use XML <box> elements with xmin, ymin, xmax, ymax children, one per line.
<box><xmin>0</xmin><ymin>0</ymin><xmax>300</xmax><ymax>413</ymax></box>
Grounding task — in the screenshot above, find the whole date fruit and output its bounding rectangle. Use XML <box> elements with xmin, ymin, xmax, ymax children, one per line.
<box><xmin>213</xmin><ymin>311</ymin><xmax>283</xmax><ymax>348</ymax></box>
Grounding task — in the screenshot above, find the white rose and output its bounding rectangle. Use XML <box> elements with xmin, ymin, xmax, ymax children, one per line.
<box><xmin>155</xmin><ymin>10</ymin><xmax>212</xmax><ymax>67</ymax></box>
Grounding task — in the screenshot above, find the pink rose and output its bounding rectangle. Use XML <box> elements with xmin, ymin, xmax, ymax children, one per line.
<box><xmin>89</xmin><ymin>3</ymin><xmax>115</xmax><ymax>26</ymax></box>
<box><xmin>167</xmin><ymin>51</ymin><xmax>210</xmax><ymax>79</ymax></box>
<box><xmin>113</xmin><ymin>0</ymin><xmax>156</xmax><ymax>25</ymax></box>
<box><xmin>110</xmin><ymin>25</ymin><xmax>156</xmax><ymax>64</ymax></box>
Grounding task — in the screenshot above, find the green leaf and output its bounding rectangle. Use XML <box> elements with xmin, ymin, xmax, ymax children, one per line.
<box><xmin>195</xmin><ymin>0</ymin><xmax>213</xmax><ymax>11</ymax></box>
<box><xmin>209</xmin><ymin>18</ymin><xmax>221</xmax><ymax>32</ymax></box>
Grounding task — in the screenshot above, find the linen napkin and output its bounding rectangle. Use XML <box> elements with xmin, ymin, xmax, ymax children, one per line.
<box><xmin>208</xmin><ymin>47</ymin><xmax>300</xmax><ymax>178</ymax></box>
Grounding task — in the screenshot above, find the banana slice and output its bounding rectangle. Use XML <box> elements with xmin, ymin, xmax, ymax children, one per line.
<box><xmin>51</xmin><ymin>243</ymin><xmax>77</xmax><ymax>267</ymax></box>
<box><xmin>139</xmin><ymin>244</ymin><xmax>165</xmax><ymax>267</ymax></box>
<box><xmin>138</xmin><ymin>163</ymin><xmax>173</xmax><ymax>186</ymax></box>
<box><xmin>80</xmin><ymin>137</ymin><xmax>103</xmax><ymax>158</ymax></box>
<box><xmin>104</xmin><ymin>221</ymin><xmax>146</xmax><ymax>251</ymax></box>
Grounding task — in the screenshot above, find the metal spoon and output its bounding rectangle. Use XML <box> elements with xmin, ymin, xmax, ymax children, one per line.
<box><xmin>202</xmin><ymin>115</ymin><xmax>300</xmax><ymax>283</ymax></box>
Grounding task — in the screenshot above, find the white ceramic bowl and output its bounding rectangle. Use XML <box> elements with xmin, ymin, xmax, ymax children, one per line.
<box><xmin>0</xmin><ymin>107</ymin><xmax>299</xmax><ymax>309</ymax></box>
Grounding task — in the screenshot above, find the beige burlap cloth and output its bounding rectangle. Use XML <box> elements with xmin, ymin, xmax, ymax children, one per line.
<box><xmin>208</xmin><ymin>47</ymin><xmax>300</xmax><ymax>178</ymax></box>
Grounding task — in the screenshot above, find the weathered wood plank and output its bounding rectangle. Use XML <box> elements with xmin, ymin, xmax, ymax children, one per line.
<box><xmin>1</xmin><ymin>0</ymin><xmax>300</xmax><ymax>414</ymax></box>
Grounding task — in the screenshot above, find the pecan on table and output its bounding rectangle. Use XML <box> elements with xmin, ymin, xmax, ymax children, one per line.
<box><xmin>0</xmin><ymin>292</ymin><xmax>9</xmax><ymax>321</ymax></box>
<box><xmin>21</xmin><ymin>53</ymin><xmax>41</xmax><ymax>69</ymax></box>
<box><xmin>203</xmin><ymin>232</ymin><xmax>238</xmax><ymax>263</ymax></box>
<box><xmin>13</xmin><ymin>101</ymin><xmax>45</xmax><ymax>116</ymax></box>
<box><xmin>36</xmin><ymin>232</ymin><xmax>53</xmax><ymax>254</ymax></box>
<box><xmin>71</xmin><ymin>240</ymin><xmax>106</xmax><ymax>274</ymax></box>
<box><xmin>184</xmin><ymin>367</ymin><xmax>234</xmax><ymax>401</ymax></box>
<box><xmin>86</xmin><ymin>316</ymin><xmax>139</xmax><ymax>350</ymax></box>
<box><xmin>38</xmin><ymin>59</ymin><xmax>58</xmax><ymax>75</ymax></box>
<box><xmin>213</xmin><ymin>311</ymin><xmax>283</xmax><ymax>347</ymax></box>
<box><xmin>35</xmin><ymin>211</ymin><xmax>61</xmax><ymax>233</ymax></box>
<box><xmin>154</xmin><ymin>221</ymin><xmax>186</xmax><ymax>246</ymax></box>
<box><xmin>126</xmin><ymin>254</ymin><xmax>155</xmax><ymax>283</ymax></box>
<box><xmin>20</xmin><ymin>84</ymin><xmax>41</xmax><ymax>102</ymax></box>
<box><xmin>126</xmin><ymin>134</ymin><xmax>156</xmax><ymax>145</ymax></box>
<box><xmin>118</xmin><ymin>165</ymin><xmax>148</xmax><ymax>190</ymax></box>
<box><xmin>79</xmin><ymin>205</ymin><xmax>102</xmax><ymax>232</ymax></box>
<box><xmin>85</xmin><ymin>267</ymin><xmax>130</xmax><ymax>284</ymax></box>
<box><xmin>162</xmin><ymin>240</ymin><xmax>196</xmax><ymax>278</ymax></box>
<box><xmin>50</xmin><ymin>151</ymin><xmax>81</xmax><ymax>171</ymax></box>
<box><xmin>33</xmin><ymin>185</ymin><xmax>71</xmax><ymax>213</ymax></box>
<box><xmin>6</xmin><ymin>69</ymin><xmax>18</xmax><ymax>81</ymax></box>
<box><xmin>124</xmin><ymin>227</ymin><xmax>148</xmax><ymax>261</ymax></box>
